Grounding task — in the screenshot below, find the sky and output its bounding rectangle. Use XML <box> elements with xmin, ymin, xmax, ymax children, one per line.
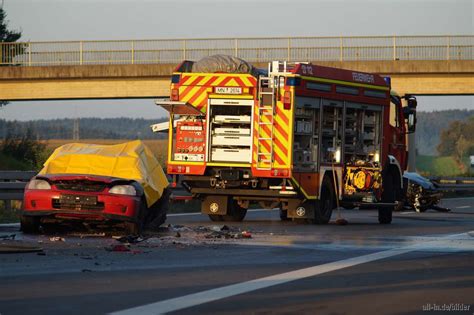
<box><xmin>0</xmin><ymin>0</ymin><xmax>473</xmax><ymax>121</ymax></box>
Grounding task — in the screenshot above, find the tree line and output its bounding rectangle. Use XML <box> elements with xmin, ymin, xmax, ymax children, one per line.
<box><xmin>437</xmin><ymin>115</ymin><xmax>474</xmax><ymax>167</ymax></box>
<box><xmin>415</xmin><ymin>110</ymin><xmax>473</xmax><ymax>156</ymax></box>
<box><xmin>0</xmin><ymin>117</ymin><xmax>168</xmax><ymax>140</ymax></box>
<box><xmin>1</xmin><ymin>110</ymin><xmax>473</xmax><ymax>156</ymax></box>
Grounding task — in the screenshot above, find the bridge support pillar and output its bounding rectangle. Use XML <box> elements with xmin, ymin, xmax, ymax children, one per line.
<box><xmin>408</xmin><ymin>132</ymin><xmax>416</xmax><ymax>172</ymax></box>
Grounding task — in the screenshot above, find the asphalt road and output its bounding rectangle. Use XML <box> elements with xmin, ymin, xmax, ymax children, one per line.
<box><xmin>0</xmin><ymin>197</ymin><xmax>473</xmax><ymax>315</ymax></box>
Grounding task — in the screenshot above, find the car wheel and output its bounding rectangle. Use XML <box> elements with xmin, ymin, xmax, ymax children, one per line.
<box><xmin>379</xmin><ymin>174</ymin><xmax>396</xmax><ymax>224</ymax></box>
<box><xmin>20</xmin><ymin>215</ymin><xmax>41</xmax><ymax>234</ymax></box>
<box><xmin>279</xmin><ymin>209</ymin><xmax>290</xmax><ymax>221</ymax></box>
<box><xmin>124</xmin><ymin>221</ymin><xmax>140</xmax><ymax>235</ymax></box>
<box><xmin>147</xmin><ymin>188</ymin><xmax>170</xmax><ymax>229</ymax></box>
<box><xmin>222</xmin><ymin>199</ymin><xmax>247</xmax><ymax>222</ymax></box>
<box><xmin>313</xmin><ymin>176</ymin><xmax>334</xmax><ymax>224</ymax></box>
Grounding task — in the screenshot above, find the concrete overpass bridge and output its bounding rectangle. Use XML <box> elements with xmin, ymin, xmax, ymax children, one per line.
<box><xmin>0</xmin><ymin>35</ymin><xmax>473</xmax><ymax>101</ymax></box>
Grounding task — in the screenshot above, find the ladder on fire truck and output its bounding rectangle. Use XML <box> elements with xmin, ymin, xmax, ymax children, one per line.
<box><xmin>256</xmin><ymin>76</ymin><xmax>276</xmax><ymax>170</ymax></box>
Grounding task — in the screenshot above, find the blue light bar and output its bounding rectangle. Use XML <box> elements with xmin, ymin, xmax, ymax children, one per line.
<box><xmin>383</xmin><ymin>76</ymin><xmax>391</xmax><ymax>87</ymax></box>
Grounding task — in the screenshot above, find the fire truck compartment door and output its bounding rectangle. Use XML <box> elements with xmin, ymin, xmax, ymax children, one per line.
<box><xmin>212</xmin><ymin>135</ymin><xmax>252</xmax><ymax>146</ymax></box>
<box><xmin>155</xmin><ymin>99</ymin><xmax>203</xmax><ymax>116</ymax></box>
<box><xmin>211</xmin><ymin>148</ymin><xmax>251</xmax><ymax>162</ymax></box>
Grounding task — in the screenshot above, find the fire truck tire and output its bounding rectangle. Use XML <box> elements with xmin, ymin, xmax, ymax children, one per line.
<box><xmin>223</xmin><ymin>200</ymin><xmax>247</xmax><ymax>222</ymax></box>
<box><xmin>208</xmin><ymin>214</ymin><xmax>223</xmax><ymax>221</ymax></box>
<box><xmin>378</xmin><ymin>174</ymin><xmax>396</xmax><ymax>224</ymax></box>
<box><xmin>20</xmin><ymin>215</ymin><xmax>41</xmax><ymax>234</ymax></box>
<box><xmin>314</xmin><ymin>176</ymin><xmax>334</xmax><ymax>224</ymax></box>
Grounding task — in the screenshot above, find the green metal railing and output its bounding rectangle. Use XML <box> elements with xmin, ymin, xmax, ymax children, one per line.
<box><xmin>0</xmin><ymin>35</ymin><xmax>472</xmax><ymax>66</ymax></box>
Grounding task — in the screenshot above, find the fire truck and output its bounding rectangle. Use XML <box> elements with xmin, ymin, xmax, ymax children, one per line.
<box><xmin>156</xmin><ymin>56</ymin><xmax>417</xmax><ymax>224</ymax></box>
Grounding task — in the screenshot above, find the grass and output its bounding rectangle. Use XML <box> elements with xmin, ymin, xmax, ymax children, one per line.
<box><xmin>0</xmin><ymin>153</ymin><xmax>33</xmax><ymax>171</ymax></box>
<box><xmin>0</xmin><ymin>201</ymin><xmax>22</xmax><ymax>223</ymax></box>
<box><xmin>416</xmin><ymin>155</ymin><xmax>470</xmax><ymax>177</ymax></box>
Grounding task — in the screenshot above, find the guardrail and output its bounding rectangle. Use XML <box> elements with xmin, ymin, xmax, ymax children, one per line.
<box><xmin>1</xmin><ymin>35</ymin><xmax>472</xmax><ymax>66</ymax></box>
<box><xmin>0</xmin><ymin>172</ymin><xmax>471</xmax><ymax>212</ymax></box>
<box><xmin>0</xmin><ymin>171</ymin><xmax>37</xmax><ymax>211</ymax></box>
<box><xmin>430</xmin><ymin>177</ymin><xmax>474</xmax><ymax>193</ymax></box>
<box><xmin>0</xmin><ymin>171</ymin><xmax>191</xmax><ymax>212</ymax></box>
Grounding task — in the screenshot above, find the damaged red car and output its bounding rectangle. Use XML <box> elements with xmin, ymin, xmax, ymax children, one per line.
<box><xmin>21</xmin><ymin>141</ymin><xmax>169</xmax><ymax>234</ymax></box>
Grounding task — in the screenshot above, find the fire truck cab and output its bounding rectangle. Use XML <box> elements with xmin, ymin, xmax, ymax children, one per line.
<box><xmin>157</xmin><ymin>57</ymin><xmax>417</xmax><ymax>224</ymax></box>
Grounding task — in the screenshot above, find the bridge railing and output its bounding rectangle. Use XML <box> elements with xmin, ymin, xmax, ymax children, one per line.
<box><xmin>0</xmin><ymin>35</ymin><xmax>472</xmax><ymax>66</ymax></box>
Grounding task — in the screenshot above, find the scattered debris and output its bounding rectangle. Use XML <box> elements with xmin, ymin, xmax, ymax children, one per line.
<box><xmin>113</xmin><ymin>235</ymin><xmax>145</xmax><ymax>244</ymax></box>
<box><xmin>105</xmin><ymin>244</ymin><xmax>130</xmax><ymax>252</ymax></box>
<box><xmin>36</xmin><ymin>251</ymin><xmax>46</xmax><ymax>256</ymax></box>
<box><xmin>80</xmin><ymin>256</ymin><xmax>94</xmax><ymax>260</ymax></box>
<box><xmin>0</xmin><ymin>234</ymin><xmax>16</xmax><ymax>240</ymax></box>
<box><xmin>49</xmin><ymin>237</ymin><xmax>65</xmax><ymax>242</ymax></box>
<box><xmin>71</xmin><ymin>232</ymin><xmax>106</xmax><ymax>238</ymax></box>
<box><xmin>241</xmin><ymin>231</ymin><xmax>252</xmax><ymax>239</ymax></box>
<box><xmin>204</xmin><ymin>226</ymin><xmax>252</xmax><ymax>239</ymax></box>
<box><xmin>0</xmin><ymin>244</ymin><xmax>43</xmax><ymax>254</ymax></box>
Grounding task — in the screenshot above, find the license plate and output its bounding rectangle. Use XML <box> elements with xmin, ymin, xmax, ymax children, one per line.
<box><xmin>60</xmin><ymin>194</ymin><xmax>97</xmax><ymax>206</ymax></box>
<box><xmin>215</xmin><ymin>87</ymin><xmax>242</xmax><ymax>94</ymax></box>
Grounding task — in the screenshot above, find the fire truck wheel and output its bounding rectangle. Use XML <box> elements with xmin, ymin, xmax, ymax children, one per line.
<box><xmin>223</xmin><ymin>200</ymin><xmax>247</xmax><ymax>222</ymax></box>
<box><xmin>20</xmin><ymin>215</ymin><xmax>41</xmax><ymax>234</ymax></box>
<box><xmin>314</xmin><ymin>176</ymin><xmax>334</xmax><ymax>224</ymax></box>
<box><xmin>378</xmin><ymin>175</ymin><xmax>396</xmax><ymax>224</ymax></box>
<box><xmin>208</xmin><ymin>214</ymin><xmax>223</xmax><ymax>221</ymax></box>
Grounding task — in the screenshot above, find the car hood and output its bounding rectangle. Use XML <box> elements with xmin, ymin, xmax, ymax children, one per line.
<box><xmin>38</xmin><ymin>140</ymin><xmax>168</xmax><ymax>206</ymax></box>
<box><xmin>36</xmin><ymin>173</ymin><xmax>126</xmax><ymax>184</ymax></box>
<box><xmin>403</xmin><ymin>172</ymin><xmax>436</xmax><ymax>190</ymax></box>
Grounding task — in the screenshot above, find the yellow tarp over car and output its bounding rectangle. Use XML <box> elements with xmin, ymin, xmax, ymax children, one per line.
<box><xmin>39</xmin><ymin>140</ymin><xmax>168</xmax><ymax>206</ymax></box>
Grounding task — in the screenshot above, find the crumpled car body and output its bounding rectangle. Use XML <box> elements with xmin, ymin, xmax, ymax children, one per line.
<box><xmin>21</xmin><ymin>140</ymin><xmax>169</xmax><ymax>234</ymax></box>
<box><xmin>402</xmin><ymin>172</ymin><xmax>448</xmax><ymax>212</ymax></box>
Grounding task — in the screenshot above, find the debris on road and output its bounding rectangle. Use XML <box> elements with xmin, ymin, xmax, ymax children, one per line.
<box><xmin>49</xmin><ymin>237</ymin><xmax>65</xmax><ymax>242</ymax></box>
<box><xmin>105</xmin><ymin>244</ymin><xmax>130</xmax><ymax>252</ymax></box>
<box><xmin>0</xmin><ymin>243</ymin><xmax>43</xmax><ymax>254</ymax></box>
<box><xmin>204</xmin><ymin>225</ymin><xmax>251</xmax><ymax>239</ymax></box>
<box><xmin>0</xmin><ymin>234</ymin><xmax>16</xmax><ymax>240</ymax></box>
<box><xmin>113</xmin><ymin>235</ymin><xmax>145</xmax><ymax>244</ymax></box>
<box><xmin>241</xmin><ymin>231</ymin><xmax>252</xmax><ymax>239</ymax></box>
<box><xmin>71</xmin><ymin>232</ymin><xmax>106</xmax><ymax>238</ymax></box>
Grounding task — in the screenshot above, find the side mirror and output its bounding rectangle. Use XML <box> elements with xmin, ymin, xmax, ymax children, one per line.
<box><xmin>402</xmin><ymin>95</ymin><xmax>417</xmax><ymax>134</ymax></box>
<box><xmin>406</xmin><ymin>95</ymin><xmax>417</xmax><ymax>109</ymax></box>
<box><xmin>403</xmin><ymin>107</ymin><xmax>416</xmax><ymax>133</ymax></box>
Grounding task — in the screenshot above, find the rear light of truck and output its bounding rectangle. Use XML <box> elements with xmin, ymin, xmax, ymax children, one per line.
<box><xmin>283</xmin><ymin>91</ymin><xmax>292</xmax><ymax>110</ymax></box>
<box><xmin>171</xmin><ymin>88</ymin><xmax>179</xmax><ymax>101</ymax></box>
<box><xmin>168</xmin><ymin>165</ymin><xmax>189</xmax><ymax>174</ymax></box>
<box><xmin>272</xmin><ymin>169</ymin><xmax>289</xmax><ymax>177</ymax></box>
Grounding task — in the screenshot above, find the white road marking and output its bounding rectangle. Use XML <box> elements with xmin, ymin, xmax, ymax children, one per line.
<box><xmin>456</xmin><ymin>206</ymin><xmax>470</xmax><ymax>209</ymax></box>
<box><xmin>400</xmin><ymin>211</ymin><xmax>415</xmax><ymax>214</ymax></box>
<box><xmin>111</xmin><ymin>231</ymin><xmax>473</xmax><ymax>315</ymax></box>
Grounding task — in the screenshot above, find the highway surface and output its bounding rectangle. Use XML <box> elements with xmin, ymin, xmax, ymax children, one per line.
<box><xmin>1</xmin><ymin>197</ymin><xmax>473</xmax><ymax>315</ymax></box>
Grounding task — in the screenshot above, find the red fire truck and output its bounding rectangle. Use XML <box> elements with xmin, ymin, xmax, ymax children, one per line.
<box><xmin>156</xmin><ymin>57</ymin><xmax>417</xmax><ymax>224</ymax></box>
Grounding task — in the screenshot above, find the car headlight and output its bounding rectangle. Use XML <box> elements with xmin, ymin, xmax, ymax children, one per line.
<box><xmin>27</xmin><ymin>179</ymin><xmax>51</xmax><ymax>190</ymax></box>
<box><xmin>109</xmin><ymin>185</ymin><xmax>137</xmax><ymax>196</ymax></box>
